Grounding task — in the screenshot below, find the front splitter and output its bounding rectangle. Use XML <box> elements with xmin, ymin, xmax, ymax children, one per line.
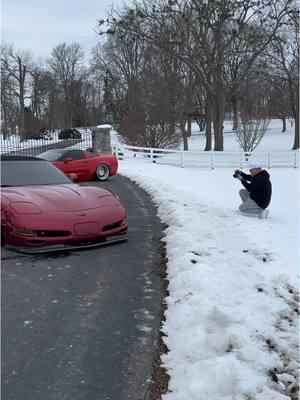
<box><xmin>6</xmin><ymin>234</ymin><xmax>128</xmax><ymax>254</ymax></box>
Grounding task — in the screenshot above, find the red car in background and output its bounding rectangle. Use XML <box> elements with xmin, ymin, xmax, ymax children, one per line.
<box><xmin>1</xmin><ymin>156</ymin><xmax>128</xmax><ymax>253</ymax></box>
<box><xmin>37</xmin><ymin>149</ymin><xmax>118</xmax><ymax>181</ymax></box>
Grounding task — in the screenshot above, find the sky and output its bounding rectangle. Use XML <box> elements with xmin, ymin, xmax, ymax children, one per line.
<box><xmin>1</xmin><ymin>0</ymin><xmax>122</xmax><ymax>59</ymax></box>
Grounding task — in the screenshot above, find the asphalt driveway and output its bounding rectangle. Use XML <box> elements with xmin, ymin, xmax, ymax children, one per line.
<box><xmin>1</xmin><ymin>175</ymin><xmax>164</xmax><ymax>400</ymax></box>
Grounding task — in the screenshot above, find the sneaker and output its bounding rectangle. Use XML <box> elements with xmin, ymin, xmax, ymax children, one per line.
<box><xmin>239</xmin><ymin>210</ymin><xmax>260</xmax><ymax>217</ymax></box>
<box><xmin>259</xmin><ymin>209</ymin><xmax>269</xmax><ymax>219</ymax></box>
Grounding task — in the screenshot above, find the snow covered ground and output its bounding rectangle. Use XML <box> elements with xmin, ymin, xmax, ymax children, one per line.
<box><xmin>1</xmin><ymin>120</ymin><xmax>298</xmax><ymax>398</ymax></box>
<box><xmin>118</xmin><ymin>121</ymin><xmax>299</xmax><ymax>400</ymax></box>
<box><xmin>184</xmin><ymin>119</ymin><xmax>296</xmax><ymax>152</ymax></box>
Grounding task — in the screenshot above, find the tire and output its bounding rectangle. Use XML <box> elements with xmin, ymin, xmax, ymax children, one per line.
<box><xmin>96</xmin><ymin>164</ymin><xmax>110</xmax><ymax>181</ymax></box>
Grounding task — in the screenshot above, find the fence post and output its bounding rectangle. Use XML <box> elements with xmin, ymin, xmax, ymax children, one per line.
<box><xmin>91</xmin><ymin>124</ymin><xmax>112</xmax><ymax>154</ymax></box>
<box><xmin>210</xmin><ymin>152</ymin><xmax>214</xmax><ymax>169</ymax></box>
<box><xmin>118</xmin><ymin>147</ymin><xmax>124</xmax><ymax>160</ymax></box>
<box><xmin>150</xmin><ymin>148</ymin><xmax>154</xmax><ymax>163</ymax></box>
<box><xmin>240</xmin><ymin>153</ymin><xmax>243</xmax><ymax>169</ymax></box>
<box><xmin>180</xmin><ymin>151</ymin><xmax>184</xmax><ymax>168</ymax></box>
<box><xmin>112</xmin><ymin>145</ymin><xmax>123</xmax><ymax>160</ymax></box>
<box><xmin>294</xmin><ymin>151</ymin><xmax>298</xmax><ymax>168</ymax></box>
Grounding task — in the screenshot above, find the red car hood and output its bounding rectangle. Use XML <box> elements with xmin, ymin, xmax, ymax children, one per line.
<box><xmin>2</xmin><ymin>184</ymin><xmax>120</xmax><ymax>212</ymax></box>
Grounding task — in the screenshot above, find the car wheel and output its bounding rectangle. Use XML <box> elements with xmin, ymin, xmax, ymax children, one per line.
<box><xmin>96</xmin><ymin>164</ymin><xmax>110</xmax><ymax>181</ymax></box>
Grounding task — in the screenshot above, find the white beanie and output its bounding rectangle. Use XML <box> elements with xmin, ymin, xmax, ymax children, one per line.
<box><xmin>249</xmin><ymin>161</ymin><xmax>262</xmax><ymax>170</ymax></box>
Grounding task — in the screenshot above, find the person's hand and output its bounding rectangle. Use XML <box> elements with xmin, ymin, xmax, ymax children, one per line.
<box><xmin>233</xmin><ymin>169</ymin><xmax>243</xmax><ymax>179</ymax></box>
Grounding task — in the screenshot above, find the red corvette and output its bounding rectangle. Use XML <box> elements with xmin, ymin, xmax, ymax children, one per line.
<box><xmin>37</xmin><ymin>149</ymin><xmax>118</xmax><ymax>181</ymax></box>
<box><xmin>1</xmin><ymin>156</ymin><xmax>128</xmax><ymax>253</ymax></box>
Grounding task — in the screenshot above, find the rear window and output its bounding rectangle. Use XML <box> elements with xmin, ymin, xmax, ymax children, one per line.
<box><xmin>1</xmin><ymin>160</ymin><xmax>71</xmax><ymax>187</ymax></box>
<box><xmin>37</xmin><ymin>149</ymin><xmax>68</xmax><ymax>161</ymax></box>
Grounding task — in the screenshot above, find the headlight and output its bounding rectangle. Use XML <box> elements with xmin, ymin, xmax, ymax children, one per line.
<box><xmin>12</xmin><ymin>227</ymin><xmax>36</xmax><ymax>237</ymax></box>
<box><xmin>10</xmin><ymin>202</ymin><xmax>41</xmax><ymax>214</ymax></box>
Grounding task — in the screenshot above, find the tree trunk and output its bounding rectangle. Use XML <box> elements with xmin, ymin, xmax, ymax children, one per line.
<box><xmin>187</xmin><ymin>116</ymin><xmax>192</xmax><ymax>137</ymax></box>
<box><xmin>204</xmin><ymin>99</ymin><xmax>212</xmax><ymax>151</ymax></box>
<box><xmin>18</xmin><ymin>58</ymin><xmax>26</xmax><ymax>140</ymax></box>
<box><xmin>211</xmin><ymin>93</ymin><xmax>225</xmax><ymax>151</ymax></box>
<box><xmin>213</xmin><ymin>121</ymin><xmax>224</xmax><ymax>151</ymax></box>
<box><xmin>170</xmin><ymin>115</ymin><xmax>175</xmax><ymax>140</ymax></box>
<box><xmin>213</xmin><ymin>25</ymin><xmax>225</xmax><ymax>151</ymax></box>
<box><xmin>232</xmin><ymin>96</ymin><xmax>238</xmax><ymax>131</ymax></box>
<box><xmin>199</xmin><ymin>117</ymin><xmax>206</xmax><ymax>131</ymax></box>
<box><xmin>1</xmin><ymin>105</ymin><xmax>8</xmax><ymax>139</ymax></box>
<box><xmin>292</xmin><ymin>83</ymin><xmax>299</xmax><ymax>149</ymax></box>
<box><xmin>19</xmin><ymin>94</ymin><xmax>25</xmax><ymax>140</ymax></box>
<box><xmin>182</xmin><ymin>132</ymin><xmax>188</xmax><ymax>150</ymax></box>
<box><xmin>180</xmin><ymin>120</ymin><xmax>188</xmax><ymax>150</ymax></box>
<box><xmin>281</xmin><ymin>116</ymin><xmax>286</xmax><ymax>133</ymax></box>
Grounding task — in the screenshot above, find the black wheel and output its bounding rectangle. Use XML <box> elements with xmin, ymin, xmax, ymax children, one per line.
<box><xmin>96</xmin><ymin>164</ymin><xmax>110</xmax><ymax>181</ymax></box>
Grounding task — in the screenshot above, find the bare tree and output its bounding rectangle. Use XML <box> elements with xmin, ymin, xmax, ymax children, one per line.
<box><xmin>119</xmin><ymin>44</ymin><xmax>182</xmax><ymax>148</ymax></box>
<box><xmin>98</xmin><ymin>0</ymin><xmax>294</xmax><ymax>151</ymax></box>
<box><xmin>29</xmin><ymin>63</ymin><xmax>52</xmax><ymax>131</ymax></box>
<box><xmin>236</xmin><ymin>115</ymin><xmax>270</xmax><ymax>153</ymax></box>
<box><xmin>48</xmin><ymin>42</ymin><xmax>84</xmax><ymax>127</ymax></box>
<box><xmin>266</xmin><ymin>2</ymin><xmax>299</xmax><ymax>149</ymax></box>
<box><xmin>1</xmin><ymin>64</ymin><xmax>16</xmax><ymax>138</ymax></box>
<box><xmin>1</xmin><ymin>43</ymin><xmax>33</xmax><ymax>137</ymax></box>
<box><xmin>147</xmin><ymin>38</ymin><xmax>192</xmax><ymax>149</ymax></box>
<box><xmin>177</xmin><ymin>0</ymin><xmax>293</xmax><ymax>150</ymax></box>
<box><xmin>266</xmin><ymin>75</ymin><xmax>291</xmax><ymax>132</ymax></box>
<box><xmin>91</xmin><ymin>48</ymin><xmax>123</xmax><ymax>124</ymax></box>
<box><xmin>235</xmin><ymin>81</ymin><xmax>270</xmax><ymax>152</ymax></box>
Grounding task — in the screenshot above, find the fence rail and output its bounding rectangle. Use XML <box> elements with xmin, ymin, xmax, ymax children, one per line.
<box><xmin>1</xmin><ymin>138</ymin><xmax>298</xmax><ymax>168</ymax></box>
<box><xmin>112</xmin><ymin>145</ymin><xmax>299</xmax><ymax>169</ymax></box>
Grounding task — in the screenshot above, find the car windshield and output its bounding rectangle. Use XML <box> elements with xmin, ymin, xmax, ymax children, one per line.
<box><xmin>37</xmin><ymin>149</ymin><xmax>68</xmax><ymax>161</ymax></box>
<box><xmin>1</xmin><ymin>160</ymin><xmax>72</xmax><ymax>187</ymax></box>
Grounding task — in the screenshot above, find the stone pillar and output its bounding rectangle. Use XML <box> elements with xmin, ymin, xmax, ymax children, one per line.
<box><xmin>91</xmin><ymin>124</ymin><xmax>112</xmax><ymax>154</ymax></box>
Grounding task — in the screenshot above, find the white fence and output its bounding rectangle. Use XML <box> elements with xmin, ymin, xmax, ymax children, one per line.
<box><xmin>112</xmin><ymin>145</ymin><xmax>299</xmax><ymax>169</ymax></box>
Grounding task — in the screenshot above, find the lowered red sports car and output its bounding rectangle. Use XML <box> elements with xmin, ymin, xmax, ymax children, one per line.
<box><xmin>37</xmin><ymin>149</ymin><xmax>118</xmax><ymax>181</ymax></box>
<box><xmin>1</xmin><ymin>156</ymin><xmax>128</xmax><ymax>253</ymax></box>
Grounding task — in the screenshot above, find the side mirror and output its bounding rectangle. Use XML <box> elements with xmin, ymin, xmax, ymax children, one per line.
<box><xmin>64</xmin><ymin>157</ymin><xmax>73</xmax><ymax>163</ymax></box>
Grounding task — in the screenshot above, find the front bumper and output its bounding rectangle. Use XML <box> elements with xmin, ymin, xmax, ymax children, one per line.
<box><xmin>4</xmin><ymin>204</ymin><xmax>128</xmax><ymax>251</ymax></box>
<box><xmin>6</xmin><ymin>233</ymin><xmax>128</xmax><ymax>254</ymax></box>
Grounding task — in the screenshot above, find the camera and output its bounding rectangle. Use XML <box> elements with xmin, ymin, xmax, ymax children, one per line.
<box><xmin>233</xmin><ymin>170</ymin><xmax>241</xmax><ymax>178</ymax></box>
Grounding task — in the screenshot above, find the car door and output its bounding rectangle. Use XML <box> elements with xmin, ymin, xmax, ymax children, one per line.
<box><xmin>60</xmin><ymin>150</ymin><xmax>90</xmax><ymax>180</ymax></box>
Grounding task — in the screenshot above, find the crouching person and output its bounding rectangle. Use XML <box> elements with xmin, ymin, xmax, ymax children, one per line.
<box><xmin>234</xmin><ymin>161</ymin><xmax>272</xmax><ymax>218</ymax></box>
